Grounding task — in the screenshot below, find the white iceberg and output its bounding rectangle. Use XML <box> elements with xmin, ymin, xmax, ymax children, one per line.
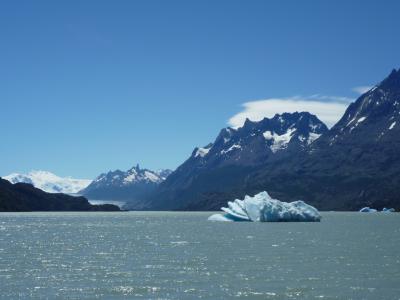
<box><xmin>382</xmin><ymin>207</ymin><xmax>395</xmax><ymax>212</ymax></box>
<box><xmin>207</xmin><ymin>213</ymin><xmax>234</xmax><ymax>222</ymax></box>
<box><xmin>359</xmin><ymin>207</ymin><xmax>396</xmax><ymax>213</ymax></box>
<box><xmin>208</xmin><ymin>191</ymin><xmax>321</xmax><ymax>222</ymax></box>
<box><xmin>359</xmin><ymin>207</ymin><xmax>378</xmax><ymax>212</ymax></box>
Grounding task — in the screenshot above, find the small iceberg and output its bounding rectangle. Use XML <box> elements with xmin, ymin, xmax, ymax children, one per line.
<box><xmin>359</xmin><ymin>207</ymin><xmax>378</xmax><ymax>213</ymax></box>
<box><xmin>359</xmin><ymin>207</ymin><xmax>395</xmax><ymax>212</ymax></box>
<box><xmin>208</xmin><ymin>191</ymin><xmax>321</xmax><ymax>222</ymax></box>
<box><xmin>382</xmin><ymin>207</ymin><xmax>395</xmax><ymax>212</ymax></box>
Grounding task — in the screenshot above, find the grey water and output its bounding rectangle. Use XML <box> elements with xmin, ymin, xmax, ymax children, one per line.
<box><xmin>0</xmin><ymin>212</ymin><xmax>399</xmax><ymax>299</ymax></box>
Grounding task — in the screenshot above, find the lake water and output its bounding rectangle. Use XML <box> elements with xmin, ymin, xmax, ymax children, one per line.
<box><xmin>0</xmin><ymin>212</ymin><xmax>399</xmax><ymax>299</ymax></box>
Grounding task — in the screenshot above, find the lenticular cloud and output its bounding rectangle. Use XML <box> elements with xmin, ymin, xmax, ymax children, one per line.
<box><xmin>228</xmin><ymin>98</ymin><xmax>350</xmax><ymax>128</ymax></box>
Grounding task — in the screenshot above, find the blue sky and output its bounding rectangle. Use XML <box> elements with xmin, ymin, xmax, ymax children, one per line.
<box><xmin>1</xmin><ymin>0</ymin><xmax>399</xmax><ymax>179</ymax></box>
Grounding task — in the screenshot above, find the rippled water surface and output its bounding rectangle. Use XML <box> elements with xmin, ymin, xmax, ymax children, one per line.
<box><xmin>0</xmin><ymin>212</ymin><xmax>399</xmax><ymax>299</ymax></box>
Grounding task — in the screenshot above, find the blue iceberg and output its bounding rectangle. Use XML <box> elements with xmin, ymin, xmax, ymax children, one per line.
<box><xmin>208</xmin><ymin>191</ymin><xmax>321</xmax><ymax>222</ymax></box>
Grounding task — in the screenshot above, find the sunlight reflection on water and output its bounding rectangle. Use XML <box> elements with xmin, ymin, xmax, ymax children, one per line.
<box><xmin>0</xmin><ymin>211</ymin><xmax>399</xmax><ymax>299</ymax></box>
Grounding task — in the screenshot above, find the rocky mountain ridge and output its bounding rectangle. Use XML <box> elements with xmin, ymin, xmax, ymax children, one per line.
<box><xmin>80</xmin><ymin>165</ymin><xmax>172</xmax><ymax>203</ymax></box>
<box><xmin>133</xmin><ymin>111</ymin><xmax>328</xmax><ymax>210</ymax></box>
<box><xmin>135</xmin><ymin>68</ymin><xmax>400</xmax><ymax>211</ymax></box>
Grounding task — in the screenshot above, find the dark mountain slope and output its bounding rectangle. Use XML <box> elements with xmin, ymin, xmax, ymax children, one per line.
<box><xmin>0</xmin><ymin>178</ymin><xmax>120</xmax><ymax>212</ymax></box>
<box><xmin>140</xmin><ymin>112</ymin><xmax>328</xmax><ymax>210</ymax></box>
<box><xmin>190</xmin><ymin>69</ymin><xmax>400</xmax><ymax>211</ymax></box>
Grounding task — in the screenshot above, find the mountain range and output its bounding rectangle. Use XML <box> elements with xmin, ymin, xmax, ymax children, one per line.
<box><xmin>132</xmin><ymin>68</ymin><xmax>400</xmax><ymax>211</ymax></box>
<box><xmin>34</xmin><ymin>109</ymin><xmax>335</xmax><ymax>211</ymax></box>
<box><xmin>129</xmin><ymin>111</ymin><xmax>328</xmax><ymax>210</ymax></box>
<box><xmin>79</xmin><ymin>165</ymin><xmax>172</xmax><ymax>204</ymax></box>
<box><xmin>2</xmin><ymin>68</ymin><xmax>399</xmax><ymax>212</ymax></box>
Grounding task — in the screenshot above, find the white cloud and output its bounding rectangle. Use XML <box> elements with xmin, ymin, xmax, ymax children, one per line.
<box><xmin>228</xmin><ymin>96</ymin><xmax>353</xmax><ymax>129</ymax></box>
<box><xmin>352</xmin><ymin>86</ymin><xmax>373</xmax><ymax>95</ymax></box>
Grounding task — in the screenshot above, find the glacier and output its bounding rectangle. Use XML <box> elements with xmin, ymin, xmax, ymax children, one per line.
<box><xmin>208</xmin><ymin>191</ymin><xmax>321</xmax><ymax>222</ymax></box>
<box><xmin>3</xmin><ymin>170</ymin><xmax>91</xmax><ymax>194</ymax></box>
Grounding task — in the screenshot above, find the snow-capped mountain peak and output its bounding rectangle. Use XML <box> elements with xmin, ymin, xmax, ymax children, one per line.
<box><xmin>3</xmin><ymin>170</ymin><xmax>92</xmax><ymax>194</ymax></box>
<box><xmin>322</xmin><ymin>68</ymin><xmax>400</xmax><ymax>145</ymax></box>
<box><xmin>189</xmin><ymin>112</ymin><xmax>328</xmax><ymax>165</ymax></box>
<box><xmin>80</xmin><ymin>164</ymin><xmax>173</xmax><ymax>202</ymax></box>
<box><xmin>145</xmin><ymin>112</ymin><xmax>329</xmax><ymax>210</ymax></box>
<box><xmin>91</xmin><ymin>164</ymin><xmax>170</xmax><ymax>186</ymax></box>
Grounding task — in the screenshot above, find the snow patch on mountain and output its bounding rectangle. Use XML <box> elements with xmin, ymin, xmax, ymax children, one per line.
<box><xmin>307</xmin><ymin>132</ymin><xmax>321</xmax><ymax>144</ymax></box>
<box><xmin>3</xmin><ymin>170</ymin><xmax>91</xmax><ymax>194</ymax></box>
<box><xmin>357</xmin><ymin>116</ymin><xmax>367</xmax><ymax>123</ymax></box>
<box><xmin>123</xmin><ymin>172</ymin><xmax>137</xmax><ymax>183</ymax></box>
<box><xmin>155</xmin><ymin>169</ymin><xmax>173</xmax><ymax>180</ymax></box>
<box><xmin>195</xmin><ymin>146</ymin><xmax>211</xmax><ymax>158</ymax></box>
<box><xmin>144</xmin><ymin>171</ymin><xmax>160</xmax><ymax>182</ymax></box>
<box><xmin>221</xmin><ymin>144</ymin><xmax>241</xmax><ymax>155</ymax></box>
<box><xmin>263</xmin><ymin>128</ymin><xmax>296</xmax><ymax>153</ymax></box>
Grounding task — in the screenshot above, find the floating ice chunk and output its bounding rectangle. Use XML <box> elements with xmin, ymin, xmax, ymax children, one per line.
<box><xmin>359</xmin><ymin>207</ymin><xmax>378</xmax><ymax>212</ymax></box>
<box><xmin>208</xmin><ymin>191</ymin><xmax>321</xmax><ymax>222</ymax></box>
<box><xmin>359</xmin><ymin>207</ymin><xmax>396</xmax><ymax>212</ymax></box>
<box><xmin>382</xmin><ymin>207</ymin><xmax>395</xmax><ymax>212</ymax></box>
<box><xmin>207</xmin><ymin>213</ymin><xmax>248</xmax><ymax>222</ymax></box>
<box><xmin>208</xmin><ymin>214</ymin><xmax>232</xmax><ymax>222</ymax></box>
